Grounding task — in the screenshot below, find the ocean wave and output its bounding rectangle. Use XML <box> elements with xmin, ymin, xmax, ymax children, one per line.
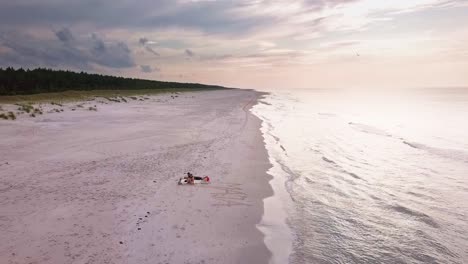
<box><xmin>277</xmin><ymin>158</ymin><xmax>301</xmax><ymax>183</ymax></box>
<box><xmin>406</xmin><ymin>191</ymin><xmax>435</xmax><ymax>201</ymax></box>
<box><xmin>308</xmin><ymin>147</ymin><xmax>321</xmax><ymax>154</ymax></box>
<box><xmin>343</xmin><ymin>170</ymin><xmax>361</xmax><ymax>180</ymax></box>
<box><xmin>349</xmin><ymin>122</ymin><xmax>393</xmax><ymax>138</ymax></box>
<box><xmin>389</xmin><ymin>204</ymin><xmax>440</xmax><ymax>228</ymax></box>
<box><xmin>322</xmin><ymin>156</ymin><xmax>336</xmax><ymax>164</ymax></box>
<box><xmin>304</xmin><ymin>177</ymin><xmax>314</xmax><ymax>185</ymax></box>
<box><xmin>413</xmin><ymin>230</ymin><xmax>459</xmax><ymax>259</ymax></box>
<box><xmin>322</xmin><ymin>156</ymin><xmax>364</xmax><ymax>181</ymax></box>
<box><xmin>403</xmin><ymin>141</ymin><xmax>468</xmax><ymax>163</ymax></box>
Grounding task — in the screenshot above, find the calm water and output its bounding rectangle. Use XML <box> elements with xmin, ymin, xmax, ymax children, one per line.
<box><xmin>253</xmin><ymin>88</ymin><xmax>468</xmax><ymax>264</ymax></box>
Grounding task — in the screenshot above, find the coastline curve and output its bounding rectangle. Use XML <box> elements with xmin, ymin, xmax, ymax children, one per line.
<box><xmin>252</xmin><ymin>92</ymin><xmax>294</xmax><ymax>264</ymax></box>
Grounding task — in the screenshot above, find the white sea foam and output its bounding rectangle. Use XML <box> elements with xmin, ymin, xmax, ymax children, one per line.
<box><xmin>253</xmin><ymin>98</ymin><xmax>293</xmax><ymax>264</ymax></box>
<box><xmin>253</xmin><ymin>88</ymin><xmax>468</xmax><ymax>264</ymax></box>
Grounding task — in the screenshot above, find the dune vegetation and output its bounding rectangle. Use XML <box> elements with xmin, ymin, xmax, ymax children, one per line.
<box><xmin>0</xmin><ymin>67</ymin><xmax>228</xmax><ymax>103</ymax></box>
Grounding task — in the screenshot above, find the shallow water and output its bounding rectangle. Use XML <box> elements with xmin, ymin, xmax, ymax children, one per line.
<box><xmin>253</xmin><ymin>88</ymin><xmax>468</xmax><ymax>264</ymax></box>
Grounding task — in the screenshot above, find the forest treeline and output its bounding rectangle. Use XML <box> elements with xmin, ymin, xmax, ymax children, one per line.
<box><xmin>0</xmin><ymin>67</ymin><xmax>226</xmax><ymax>95</ymax></box>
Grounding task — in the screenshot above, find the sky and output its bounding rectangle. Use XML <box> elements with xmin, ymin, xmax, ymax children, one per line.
<box><xmin>0</xmin><ymin>0</ymin><xmax>467</xmax><ymax>90</ymax></box>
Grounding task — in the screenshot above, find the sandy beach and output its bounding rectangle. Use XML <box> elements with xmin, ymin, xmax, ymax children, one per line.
<box><xmin>0</xmin><ymin>89</ymin><xmax>273</xmax><ymax>264</ymax></box>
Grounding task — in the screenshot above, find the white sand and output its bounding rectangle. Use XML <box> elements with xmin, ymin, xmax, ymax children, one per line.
<box><xmin>0</xmin><ymin>90</ymin><xmax>272</xmax><ymax>264</ymax></box>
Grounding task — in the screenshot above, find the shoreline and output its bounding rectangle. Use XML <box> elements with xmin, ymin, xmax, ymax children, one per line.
<box><xmin>252</xmin><ymin>92</ymin><xmax>294</xmax><ymax>264</ymax></box>
<box><xmin>0</xmin><ymin>89</ymin><xmax>273</xmax><ymax>263</ymax></box>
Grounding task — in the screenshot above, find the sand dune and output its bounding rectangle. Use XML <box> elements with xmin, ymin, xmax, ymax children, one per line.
<box><xmin>0</xmin><ymin>90</ymin><xmax>272</xmax><ymax>264</ymax></box>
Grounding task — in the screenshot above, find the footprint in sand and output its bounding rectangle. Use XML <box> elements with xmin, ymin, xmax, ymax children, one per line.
<box><xmin>208</xmin><ymin>183</ymin><xmax>251</xmax><ymax>207</ymax></box>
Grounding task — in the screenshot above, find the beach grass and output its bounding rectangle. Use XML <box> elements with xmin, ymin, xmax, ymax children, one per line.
<box><xmin>0</xmin><ymin>111</ymin><xmax>16</xmax><ymax>120</ymax></box>
<box><xmin>0</xmin><ymin>88</ymin><xmax>224</xmax><ymax>104</ymax></box>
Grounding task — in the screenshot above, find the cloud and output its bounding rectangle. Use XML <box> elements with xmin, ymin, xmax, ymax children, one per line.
<box><xmin>0</xmin><ymin>0</ymin><xmax>467</xmax><ymax>88</ymax></box>
<box><xmin>145</xmin><ymin>47</ymin><xmax>159</xmax><ymax>56</ymax></box>
<box><xmin>90</xmin><ymin>34</ymin><xmax>134</xmax><ymax>68</ymax></box>
<box><xmin>0</xmin><ymin>30</ymin><xmax>89</xmax><ymax>69</ymax></box>
<box><xmin>199</xmin><ymin>54</ymin><xmax>233</xmax><ymax>61</ymax></box>
<box><xmin>0</xmin><ymin>0</ymin><xmax>274</xmax><ymax>35</ymax></box>
<box><xmin>0</xmin><ymin>28</ymin><xmax>135</xmax><ymax>70</ymax></box>
<box><xmin>139</xmin><ymin>37</ymin><xmax>160</xmax><ymax>56</ymax></box>
<box><xmin>139</xmin><ymin>37</ymin><xmax>149</xmax><ymax>45</ymax></box>
<box><xmin>1</xmin><ymin>1</ymin><xmax>458</xmax><ymax>51</ymax></box>
<box><xmin>139</xmin><ymin>37</ymin><xmax>158</xmax><ymax>46</ymax></box>
<box><xmin>140</xmin><ymin>65</ymin><xmax>152</xmax><ymax>72</ymax></box>
<box><xmin>91</xmin><ymin>33</ymin><xmax>106</xmax><ymax>53</ymax></box>
<box><xmin>320</xmin><ymin>40</ymin><xmax>360</xmax><ymax>50</ymax></box>
<box><xmin>140</xmin><ymin>65</ymin><xmax>160</xmax><ymax>73</ymax></box>
<box><xmin>0</xmin><ymin>1</ymin><xmax>462</xmax><ymax>37</ymax></box>
<box><xmin>185</xmin><ymin>49</ymin><xmax>194</xmax><ymax>57</ymax></box>
<box><xmin>55</xmin><ymin>27</ymin><xmax>74</xmax><ymax>43</ymax></box>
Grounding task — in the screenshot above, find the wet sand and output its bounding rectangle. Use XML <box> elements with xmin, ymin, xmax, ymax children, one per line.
<box><xmin>0</xmin><ymin>89</ymin><xmax>273</xmax><ymax>264</ymax></box>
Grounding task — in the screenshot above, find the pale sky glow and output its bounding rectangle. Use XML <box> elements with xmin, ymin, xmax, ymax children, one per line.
<box><xmin>0</xmin><ymin>0</ymin><xmax>467</xmax><ymax>89</ymax></box>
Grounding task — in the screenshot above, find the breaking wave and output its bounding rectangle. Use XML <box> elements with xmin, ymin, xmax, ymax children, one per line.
<box><xmin>348</xmin><ymin>122</ymin><xmax>393</xmax><ymax>137</ymax></box>
<box><xmin>403</xmin><ymin>141</ymin><xmax>468</xmax><ymax>163</ymax></box>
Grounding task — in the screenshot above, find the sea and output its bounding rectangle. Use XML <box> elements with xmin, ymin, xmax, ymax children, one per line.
<box><xmin>252</xmin><ymin>88</ymin><xmax>468</xmax><ymax>264</ymax></box>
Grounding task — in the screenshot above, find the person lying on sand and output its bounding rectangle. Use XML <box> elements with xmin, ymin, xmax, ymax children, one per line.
<box><xmin>178</xmin><ymin>173</ymin><xmax>210</xmax><ymax>185</ymax></box>
<box><xmin>185</xmin><ymin>172</ymin><xmax>192</xmax><ymax>184</ymax></box>
<box><xmin>187</xmin><ymin>172</ymin><xmax>195</xmax><ymax>185</ymax></box>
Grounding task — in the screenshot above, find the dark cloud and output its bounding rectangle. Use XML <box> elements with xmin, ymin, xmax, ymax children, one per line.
<box><xmin>185</xmin><ymin>49</ymin><xmax>194</xmax><ymax>57</ymax></box>
<box><xmin>91</xmin><ymin>33</ymin><xmax>106</xmax><ymax>53</ymax></box>
<box><xmin>139</xmin><ymin>37</ymin><xmax>149</xmax><ymax>45</ymax></box>
<box><xmin>140</xmin><ymin>65</ymin><xmax>152</xmax><ymax>73</ymax></box>
<box><xmin>55</xmin><ymin>27</ymin><xmax>74</xmax><ymax>43</ymax></box>
<box><xmin>0</xmin><ymin>0</ymin><xmax>413</xmax><ymax>38</ymax></box>
<box><xmin>0</xmin><ymin>1</ymin><xmax>152</xmax><ymax>28</ymax></box>
<box><xmin>0</xmin><ymin>28</ymin><xmax>135</xmax><ymax>70</ymax></box>
<box><xmin>0</xmin><ymin>0</ymin><xmax>367</xmax><ymax>52</ymax></box>
<box><xmin>0</xmin><ymin>0</ymin><xmax>274</xmax><ymax>35</ymax></box>
<box><xmin>139</xmin><ymin>37</ymin><xmax>159</xmax><ymax>56</ymax></box>
<box><xmin>144</xmin><ymin>1</ymin><xmax>274</xmax><ymax>34</ymax></box>
<box><xmin>90</xmin><ymin>36</ymin><xmax>134</xmax><ymax>68</ymax></box>
<box><xmin>140</xmin><ymin>65</ymin><xmax>161</xmax><ymax>73</ymax></box>
<box><xmin>0</xmin><ymin>0</ymin><xmax>373</xmax><ymax>72</ymax></box>
<box><xmin>0</xmin><ymin>31</ymin><xmax>90</xmax><ymax>69</ymax></box>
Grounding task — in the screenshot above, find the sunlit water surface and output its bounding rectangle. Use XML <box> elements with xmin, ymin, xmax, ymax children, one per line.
<box><xmin>253</xmin><ymin>88</ymin><xmax>468</xmax><ymax>264</ymax></box>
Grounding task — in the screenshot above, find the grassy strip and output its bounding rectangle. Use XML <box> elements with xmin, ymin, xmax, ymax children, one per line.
<box><xmin>0</xmin><ymin>88</ymin><xmax>225</xmax><ymax>104</ymax></box>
